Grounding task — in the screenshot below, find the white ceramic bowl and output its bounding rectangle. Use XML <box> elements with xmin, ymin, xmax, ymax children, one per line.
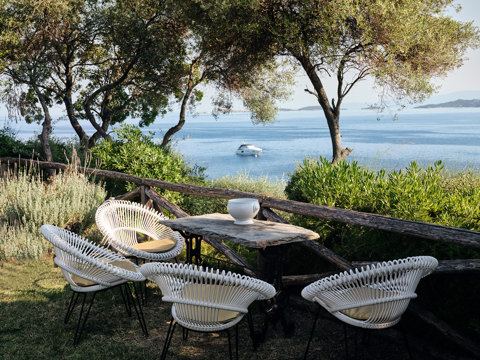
<box><xmin>227</xmin><ymin>198</ymin><xmax>260</xmax><ymax>225</ymax></box>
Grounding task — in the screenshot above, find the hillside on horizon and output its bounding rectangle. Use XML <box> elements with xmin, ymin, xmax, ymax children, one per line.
<box><xmin>416</xmin><ymin>98</ymin><xmax>480</xmax><ymax>109</ymax></box>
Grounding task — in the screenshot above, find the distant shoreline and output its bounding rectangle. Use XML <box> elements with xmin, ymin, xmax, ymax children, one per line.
<box><xmin>415</xmin><ymin>99</ymin><xmax>480</xmax><ymax>109</ymax></box>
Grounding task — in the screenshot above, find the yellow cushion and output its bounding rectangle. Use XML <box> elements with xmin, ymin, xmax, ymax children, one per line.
<box><xmin>110</xmin><ymin>260</ymin><xmax>137</xmax><ymax>272</ymax></box>
<box><xmin>70</xmin><ymin>274</ymin><xmax>96</xmax><ymax>287</ymax></box>
<box><xmin>341</xmin><ymin>305</ymin><xmax>374</xmax><ymax>320</ymax></box>
<box><xmin>132</xmin><ymin>238</ymin><xmax>176</xmax><ymax>253</ymax></box>
<box><xmin>338</xmin><ymin>287</ymin><xmax>392</xmax><ymax>320</ymax></box>
<box><xmin>179</xmin><ymin>283</ymin><xmax>240</xmax><ymax>323</ymax></box>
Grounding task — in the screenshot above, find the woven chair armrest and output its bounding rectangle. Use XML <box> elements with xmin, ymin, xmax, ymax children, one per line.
<box><xmin>322</xmin><ymin>293</ymin><xmax>418</xmax><ymax>313</ymax></box>
<box><xmin>109</xmin><ymin>233</ymin><xmax>184</xmax><ymax>261</ymax></box>
<box><xmin>304</xmin><ymin>256</ymin><xmax>438</xmax><ymax>297</ymax></box>
<box><xmin>54</xmin><ymin>257</ymin><xmax>113</xmax><ymax>287</ymax></box>
<box><xmin>162</xmin><ymin>296</ymin><xmax>249</xmax><ymax>314</ymax></box>
<box><xmin>140</xmin><ymin>262</ymin><xmax>276</xmax><ymax>300</ymax></box>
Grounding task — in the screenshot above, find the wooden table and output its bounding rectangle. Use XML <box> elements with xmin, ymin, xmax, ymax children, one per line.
<box><xmin>159</xmin><ymin>213</ymin><xmax>320</xmax><ymax>338</ymax></box>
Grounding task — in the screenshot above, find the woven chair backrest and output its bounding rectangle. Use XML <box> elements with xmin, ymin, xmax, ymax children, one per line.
<box><xmin>40</xmin><ymin>224</ymin><xmax>144</xmax><ymax>287</ymax></box>
<box><xmin>96</xmin><ymin>200</ymin><xmax>177</xmax><ymax>247</ymax></box>
<box><xmin>302</xmin><ymin>256</ymin><xmax>438</xmax><ymax>328</ymax></box>
<box><xmin>141</xmin><ymin>262</ymin><xmax>276</xmax><ymax>322</ymax></box>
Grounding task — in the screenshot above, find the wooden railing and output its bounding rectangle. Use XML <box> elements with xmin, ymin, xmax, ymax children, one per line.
<box><xmin>2</xmin><ymin>157</ymin><xmax>480</xmax><ymax>356</ymax></box>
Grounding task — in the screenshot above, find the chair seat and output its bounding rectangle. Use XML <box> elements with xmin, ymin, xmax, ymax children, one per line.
<box><xmin>176</xmin><ymin>283</ymin><xmax>241</xmax><ymax>323</ymax></box>
<box><xmin>70</xmin><ymin>260</ymin><xmax>138</xmax><ymax>287</ymax></box>
<box><xmin>336</xmin><ymin>287</ymin><xmax>393</xmax><ymax>320</ymax></box>
<box><xmin>71</xmin><ymin>274</ymin><xmax>97</xmax><ymax>287</ymax></box>
<box><xmin>131</xmin><ymin>238</ymin><xmax>176</xmax><ymax>253</ymax></box>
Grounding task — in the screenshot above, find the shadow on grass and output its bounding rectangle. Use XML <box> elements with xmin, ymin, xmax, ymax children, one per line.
<box><xmin>0</xmin><ymin>259</ymin><xmax>477</xmax><ymax>360</ymax></box>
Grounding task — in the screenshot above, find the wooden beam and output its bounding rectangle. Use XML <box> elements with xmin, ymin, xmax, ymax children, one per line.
<box><xmin>4</xmin><ymin>157</ymin><xmax>480</xmax><ymax>251</ymax></box>
<box><xmin>353</xmin><ymin>259</ymin><xmax>480</xmax><ymax>274</ymax></box>
<box><xmin>282</xmin><ymin>272</ymin><xmax>334</xmax><ymax>287</ymax></box>
<box><xmin>262</xmin><ymin>198</ymin><xmax>480</xmax><ymax>250</ymax></box>
<box><xmin>408</xmin><ymin>302</ymin><xmax>480</xmax><ymax>358</ymax></box>
<box><xmin>114</xmin><ymin>187</ymin><xmax>141</xmax><ymax>201</ymax></box>
<box><xmin>144</xmin><ymin>187</ymin><xmax>189</xmax><ymax>218</ymax></box>
<box><xmin>282</xmin><ymin>259</ymin><xmax>480</xmax><ymax>287</ymax></box>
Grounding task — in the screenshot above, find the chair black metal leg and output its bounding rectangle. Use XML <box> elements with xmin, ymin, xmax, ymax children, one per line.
<box><xmin>119</xmin><ymin>284</ymin><xmax>132</xmax><ymax>316</ymax></box>
<box><xmin>127</xmin><ymin>282</ymin><xmax>148</xmax><ymax>337</ymax></box>
<box><xmin>304</xmin><ymin>306</ymin><xmax>320</xmax><ymax>360</ymax></box>
<box><xmin>65</xmin><ymin>291</ymin><xmax>79</xmax><ymax>324</ymax></box>
<box><xmin>247</xmin><ymin>311</ymin><xmax>258</xmax><ymax>351</ymax></box>
<box><xmin>235</xmin><ymin>323</ymin><xmax>239</xmax><ymax>360</ymax></box>
<box><xmin>400</xmin><ymin>322</ymin><xmax>414</xmax><ymax>360</ymax></box>
<box><xmin>353</xmin><ymin>327</ymin><xmax>359</xmax><ymax>359</ymax></box>
<box><xmin>343</xmin><ymin>322</ymin><xmax>349</xmax><ymax>360</ymax></box>
<box><xmin>143</xmin><ymin>280</ymin><xmax>148</xmax><ymax>305</ymax></box>
<box><xmin>182</xmin><ymin>327</ymin><xmax>189</xmax><ymax>340</ymax></box>
<box><xmin>161</xmin><ymin>318</ymin><xmax>177</xmax><ymax>360</ymax></box>
<box><xmin>227</xmin><ymin>329</ymin><xmax>233</xmax><ymax>360</ymax></box>
<box><xmin>73</xmin><ymin>292</ymin><xmax>97</xmax><ymax>346</ymax></box>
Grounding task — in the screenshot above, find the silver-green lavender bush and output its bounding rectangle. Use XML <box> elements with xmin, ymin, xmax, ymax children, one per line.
<box><xmin>0</xmin><ymin>168</ymin><xmax>106</xmax><ymax>261</ymax></box>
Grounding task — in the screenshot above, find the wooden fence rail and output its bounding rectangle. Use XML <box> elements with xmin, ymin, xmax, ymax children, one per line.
<box><xmin>3</xmin><ymin>157</ymin><xmax>480</xmax><ymax>250</ymax></box>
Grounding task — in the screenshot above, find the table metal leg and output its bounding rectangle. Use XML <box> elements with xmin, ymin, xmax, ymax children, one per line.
<box><xmin>180</xmin><ymin>231</ymin><xmax>203</xmax><ymax>265</ymax></box>
<box><xmin>257</xmin><ymin>244</ymin><xmax>295</xmax><ymax>339</ymax></box>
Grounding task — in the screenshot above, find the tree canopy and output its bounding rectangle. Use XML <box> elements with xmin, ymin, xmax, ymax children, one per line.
<box><xmin>0</xmin><ymin>0</ymin><xmax>188</xmax><ymax>150</ymax></box>
<box><xmin>1</xmin><ymin>0</ymin><xmax>478</xmax><ymax>164</ymax></box>
<box><xmin>183</xmin><ymin>0</ymin><xmax>479</xmax><ymax>163</ymax></box>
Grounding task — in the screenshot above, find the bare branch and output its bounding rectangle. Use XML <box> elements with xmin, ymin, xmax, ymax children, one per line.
<box><xmin>304</xmin><ymin>87</ymin><xmax>319</xmax><ymax>99</ymax></box>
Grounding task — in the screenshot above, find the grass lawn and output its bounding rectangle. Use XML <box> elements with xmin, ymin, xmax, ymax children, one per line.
<box><xmin>0</xmin><ymin>258</ymin><xmax>475</xmax><ymax>360</ymax></box>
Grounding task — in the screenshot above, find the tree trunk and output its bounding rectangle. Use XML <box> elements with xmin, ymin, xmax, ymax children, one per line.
<box><xmin>297</xmin><ymin>54</ymin><xmax>353</xmax><ymax>163</ymax></box>
<box><xmin>161</xmin><ymin>80</ymin><xmax>195</xmax><ymax>148</ymax></box>
<box><xmin>161</xmin><ymin>86</ymin><xmax>192</xmax><ymax>148</ymax></box>
<box><xmin>84</xmin><ymin>93</ymin><xmax>112</xmax><ymax>148</ymax></box>
<box><xmin>64</xmin><ymin>94</ymin><xmax>89</xmax><ymax>149</ymax></box>
<box><xmin>34</xmin><ymin>88</ymin><xmax>56</xmax><ymax>177</ymax></box>
<box><xmin>329</xmin><ymin>115</ymin><xmax>353</xmax><ymax>164</ymax></box>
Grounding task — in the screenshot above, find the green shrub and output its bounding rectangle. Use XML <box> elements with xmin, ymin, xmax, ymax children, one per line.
<box><xmin>0</xmin><ymin>126</ymin><xmax>73</xmax><ymax>162</ymax></box>
<box><xmin>286</xmin><ymin>157</ymin><xmax>480</xmax><ymax>261</ymax></box>
<box><xmin>90</xmin><ymin>125</ymin><xmax>205</xmax><ymax>203</ymax></box>
<box><xmin>0</xmin><ymin>166</ymin><xmax>106</xmax><ymax>262</ymax></box>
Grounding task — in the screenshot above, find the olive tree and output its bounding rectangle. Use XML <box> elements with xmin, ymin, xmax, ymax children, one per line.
<box><xmin>1</xmin><ymin>0</ymin><xmax>187</xmax><ymax>150</ymax></box>
<box><xmin>186</xmin><ymin>0</ymin><xmax>479</xmax><ymax>163</ymax></box>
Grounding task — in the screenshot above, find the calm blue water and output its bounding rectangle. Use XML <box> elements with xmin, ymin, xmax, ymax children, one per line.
<box><xmin>4</xmin><ymin>108</ymin><xmax>480</xmax><ymax>179</ymax></box>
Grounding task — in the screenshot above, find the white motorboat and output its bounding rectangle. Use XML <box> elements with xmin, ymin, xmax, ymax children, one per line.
<box><xmin>236</xmin><ymin>143</ymin><xmax>262</xmax><ymax>157</ymax></box>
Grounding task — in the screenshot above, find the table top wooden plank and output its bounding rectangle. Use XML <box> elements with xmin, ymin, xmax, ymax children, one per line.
<box><xmin>159</xmin><ymin>213</ymin><xmax>320</xmax><ymax>248</ymax></box>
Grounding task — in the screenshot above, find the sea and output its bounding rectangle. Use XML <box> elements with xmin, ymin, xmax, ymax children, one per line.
<box><xmin>3</xmin><ymin>108</ymin><xmax>480</xmax><ymax>180</ymax></box>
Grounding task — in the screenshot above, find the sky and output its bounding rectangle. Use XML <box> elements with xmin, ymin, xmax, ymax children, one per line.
<box><xmin>197</xmin><ymin>0</ymin><xmax>480</xmax><ymax>112</ymax></box>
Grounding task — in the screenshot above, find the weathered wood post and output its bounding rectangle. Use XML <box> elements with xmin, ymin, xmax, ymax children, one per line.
<box><xmin>1</xmin><ymin>163</ymin><xmax>8</xmax><ymax>178</ymax></box>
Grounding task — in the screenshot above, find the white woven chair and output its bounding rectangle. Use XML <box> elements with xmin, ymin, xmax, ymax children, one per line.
<box><xmin>140</xmin><ymin>262</ymin><xmax>276</xmax><ymax>360</ymax></box>
<box><xmin>301</xmin><ymin>256</ymin><xmax>438</xmax><ymax>359</ymax></box>
<box><xmin>40</xmin><ymin>224</ymin><xmax>149</xmax><ymax>346</ymax></box>
<box><xmin>95</xmin><ymin>199</ymin><xmax>185</xmax><ymax>262</ymax></box>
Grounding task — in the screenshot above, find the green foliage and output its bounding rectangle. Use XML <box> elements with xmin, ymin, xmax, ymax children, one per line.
<box><xmin>0</xmin><ymin>166</ymin><xmax>106</xmax><ymax>261</ymax></box>
<box><xmin>90</xmin><ymin>124</ymin><xmax>205</xmax><ymax>202</ymax></box>
<box><xmin>0</xmin><ymin>126</ymin><xmax>72</xmax><ymax>162</ymax></box>
<box><xmin>286</xmin><ymin>157</ymin><xmax>480</xmax><ymax>261</ymax></box>
<box><xmin>238</xmin><ymin>63</ymin><xmax>295</xmax><ymax>124</ymax></box>
<box><xmin>0</xmin><ymin>0</ymin><xmax>189</xmax><ymax>149</ymax></box>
